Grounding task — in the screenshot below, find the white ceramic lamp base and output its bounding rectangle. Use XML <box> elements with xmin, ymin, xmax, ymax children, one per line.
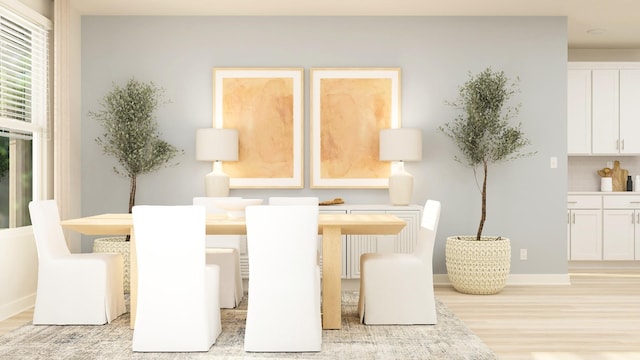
<box><xmin>388</xmin><ymin>172</ymin><xmax>414</xmax><ymax>205</ymax></box>
<box><xmin>204</xmin><ymin>171</ymin><xmax>230</xmax><ymax>197</ymax></box>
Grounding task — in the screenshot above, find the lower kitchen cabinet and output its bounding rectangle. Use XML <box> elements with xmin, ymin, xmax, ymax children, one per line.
<box><xmin>568</xmin><ymin>208</ymin><xmax>602</xmax><ymax>260</ymax></box>
<box><xmin>568</xmin><ymin>195</ymin><xmax>603</xmax><ymax>260</ymax></box>
<box><xmin>602</xmin><ymin>210</ymin><xmax>636</xmax><ymax>260</ymax></box>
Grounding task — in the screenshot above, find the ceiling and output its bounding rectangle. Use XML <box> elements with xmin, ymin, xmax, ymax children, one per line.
<box><xmin>72</xmin><ymin>0</ymin><xmax>640</xmax><ymax>49</ymax></box>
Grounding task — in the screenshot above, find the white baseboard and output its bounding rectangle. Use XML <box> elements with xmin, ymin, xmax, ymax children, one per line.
<box><xmin>569</xmin><ymin>260</ymin><xmax>640</xmax><ymax>270</ymax></box>
<box><xmin>0</xmin><ymin>293</ymin><xmax>35</xmax><ymax>322</ymax></box>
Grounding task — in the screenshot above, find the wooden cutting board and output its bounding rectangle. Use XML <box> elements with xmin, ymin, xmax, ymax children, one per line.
<box><xmin>611</xmin><ymin>160</ymin><xmax>629</xmax><ymax>191</ymax></box>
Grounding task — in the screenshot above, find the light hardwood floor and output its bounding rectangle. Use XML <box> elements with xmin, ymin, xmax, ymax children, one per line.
<box><xmin>2</xmin><ymin>267</ymin><xmax>639</xmax><ymax>359</ymax></box>
<box><xmin>437</xmin><ymin>265</ymin><xmax>640</xmax><ymax>360</ymax></box>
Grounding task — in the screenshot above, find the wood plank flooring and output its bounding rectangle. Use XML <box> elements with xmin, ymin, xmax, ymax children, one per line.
<box><xmin>2</xmin><ymin>266</ymin><xmax>639</xmax><ymax>359</ymax></box>
<box><xmin>436</xmin><ymin>266</ymin><xmax>640</xmax><ymax>359</ymax></box>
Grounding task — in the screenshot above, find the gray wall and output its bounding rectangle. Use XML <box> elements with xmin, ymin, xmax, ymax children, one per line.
<box><xmin>81</xmin><ymin>16</ymin><xmax>568</xmax><ymax>275</ymax></box>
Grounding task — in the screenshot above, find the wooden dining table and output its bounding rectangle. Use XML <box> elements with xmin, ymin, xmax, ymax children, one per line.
<box><xmin>61</xmin><ymin>211</ymin><xmax>406</xmax><ymax>330</ymax></box>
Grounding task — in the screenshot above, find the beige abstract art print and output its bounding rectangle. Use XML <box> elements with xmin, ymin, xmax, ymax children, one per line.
<box><xmin>310</xmin><ymin>68</ymin><xmax>401</xmax><ymax>188</ymax></box>
<box><xmin>213</xmin><ymin>68</ymin><xmax>303</xmax><ymax>188</ymax></box>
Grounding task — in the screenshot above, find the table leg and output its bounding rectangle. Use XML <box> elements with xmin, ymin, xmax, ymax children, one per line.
<box><xmin>129</xmin><ymin>231</ymin><xmax>137</xmax><ymax>329</ymax></box>
<box><xmin>322</xmin><ymin>226</ymin><xmax>342</xmax><ymax>329</ymax></box>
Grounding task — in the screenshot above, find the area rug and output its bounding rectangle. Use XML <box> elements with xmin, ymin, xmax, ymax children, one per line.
<box><xmin>0</xmin><ymin>292</ymin><xmax>497</xmax><ymax>359</ymax></box>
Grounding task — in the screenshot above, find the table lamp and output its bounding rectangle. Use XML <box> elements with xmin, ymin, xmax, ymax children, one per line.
<box><xmin>379</xmin><ymin>128</ymin><xmax>423</xmax><ymax>205</ymax></box>
<box><xmin>196</xmin><ymin>128</ymin><xmax>238</xmax><ymax>197</ymax></box>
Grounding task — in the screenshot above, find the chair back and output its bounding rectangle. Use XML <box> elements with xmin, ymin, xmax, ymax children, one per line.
<box><xmin>244</xmin><ymin>204</ymin><xmax>321</xmax><ymax>351</ymax></box>
<box><xmin>413</xmin><ymin>200</ymin><xmax>441</xmax><ymax>262</ymax></box>
<box><xmin>193</xmin><ymin>197</ymin><xmax>242</xmax><ymax>250</ymax></box>
<box><xmin>28</xmin><ymin>200</ymin><xmax>71</xmax><ymax>261</ymax></box>
<box><xmin>132</xmin><ymin>205</ymin><xmax>208</xmax><ymax>327</ymax></box>
<box><xmin>268</xmin><ymin>196</ymin><xmax>319</xmax><ymax>205</ymax></box>
<box><xmin>245</xmin><ymin>204</ymin><xmax>319</xmax><ymax>284</ymax></box>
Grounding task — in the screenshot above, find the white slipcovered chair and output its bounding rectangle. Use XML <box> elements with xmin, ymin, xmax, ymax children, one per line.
<box><xmin>132</xmin><ymin>205</ymin><xmax>221</xmax><ymax>352</ymax></box>
<box><xmin>28</xmin><ymin>200</ymin><xmax>126</xmax><ymax>325</ymax></box>
<box><xmin>244</xmin><ymin>205</ymin><xmax>322</xmax><ymax>352</ymax></box>
<box><xmin>193</xmin><ymin>197</ymin><xmax>244</xmax><ymax>308</ymax></box>
<box><xmin>358</xmin><ymin>199</ymin><xmax>441</xmax><ymax>325</ymax></box>
<box><xmin>268</xmin><ymin>196</ymin><xmax>322</xmax><ymax>272</ymax></box>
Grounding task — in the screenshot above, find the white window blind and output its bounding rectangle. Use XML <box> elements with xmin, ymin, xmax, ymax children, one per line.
<box><xmin>0</xmin><ymin>3</ymin><xmax>48</xmax><ymax>129</ymax></box>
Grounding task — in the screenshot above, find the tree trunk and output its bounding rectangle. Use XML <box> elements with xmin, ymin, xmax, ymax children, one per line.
<box><xmin>128</xmin><ymin>175</ymin><xmax>137</xmax><ymax>214</ymax></box>
<box><xmin>126</xmin><ymin>175</ymin><xmax>137</xmax><ymax>241</ymax></box>
<box><xmin>476</xmin><ymin>160</ymin><xmax>488</xmax><ymax>240</ymax></box>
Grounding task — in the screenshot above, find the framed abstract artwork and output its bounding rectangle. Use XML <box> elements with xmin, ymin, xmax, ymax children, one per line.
<box><xmin>310</xmin><ymin>68</ymin><xmax>401</xmax><ymax>188</ymax></box>
<box><xmin>213</xmin><ymin>68</ymin><xmax>304</xmax><ymax>188</ymax></box>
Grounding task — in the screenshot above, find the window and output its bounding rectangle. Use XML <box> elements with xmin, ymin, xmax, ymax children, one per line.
<box><xmin>0</xmin><ymin>2</ymin><xmax>49</xmax><ymax>228</ymax></box>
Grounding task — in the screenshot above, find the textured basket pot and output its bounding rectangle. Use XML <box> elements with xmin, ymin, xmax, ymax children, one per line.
<box><xmin>93</xmin><ymin>236</ymin><xmax>131</xmax><ymax>293</ymax></box>
<box><xmin>445</xmin><ymin>236</ymin><xmax>511</xmax><ymax>295</ymax></box>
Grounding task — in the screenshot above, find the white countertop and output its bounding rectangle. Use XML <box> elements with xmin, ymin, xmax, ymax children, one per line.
<box><xmin>569</xmin><ymin>191</ymin><xmax>640</xmax><ymax>195</ymax></box>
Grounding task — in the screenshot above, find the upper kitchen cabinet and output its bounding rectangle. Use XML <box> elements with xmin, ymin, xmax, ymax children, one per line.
<box><xmin>568</xmin><ymin>63</ymin><xmax>640</xmax><ymax>156</ymax></box>
<box><xmin>619</xmin><ymin>70</ymin><xmax>640</xmax><ymax>153</ymax></box>
<box><xmin>567</xmin><ymin>69</ymin><xmax>591</xmax><ymax>154</ymax></box>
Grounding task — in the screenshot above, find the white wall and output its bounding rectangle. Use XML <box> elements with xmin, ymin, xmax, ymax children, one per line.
<box><xmin>81</xmin><ymin>16</ymin><xmax>568</xmax><ymax>276</ymax></box>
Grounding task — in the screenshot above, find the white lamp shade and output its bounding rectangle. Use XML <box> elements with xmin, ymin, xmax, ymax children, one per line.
<box><xmin>195</xmin><ymin>128</ymin><xmax>239</xmax><ymax>161</ymax></box>
<box><xmin>379</xmin><ymin>128</ymin><xmax>423</xmax><ymax>162</ymax></box>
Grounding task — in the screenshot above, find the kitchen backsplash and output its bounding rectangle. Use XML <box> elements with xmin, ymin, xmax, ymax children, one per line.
<box><xmin>568</xmin><ymin>156</ymin><xmax>640</xmax><ymax>192</ymax></box>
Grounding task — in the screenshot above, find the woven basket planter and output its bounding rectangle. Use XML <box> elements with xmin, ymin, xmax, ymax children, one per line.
<box><xmin>93</xmin><ymin>237</ymin><xmax>131</xmax><ymax>293</ymax></box>
<box><xmin>445</xmin><ymin>236</ymin><xmax>511</xmax><ymax>295</ymax></box>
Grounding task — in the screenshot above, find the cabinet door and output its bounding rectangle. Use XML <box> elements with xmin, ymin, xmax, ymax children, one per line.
<box><xmin>347</xmin><ymin>209</ymin><xmax>420</xmax><ymax>279</ymax></box>
<box><xmin>636</xmin><ymin>212</ymin><xmax>640</xmax><ymax>260</ymax></box>
<box><xmin>619</xmin><ymin>70</ymin><xmax>640</xmax><ymax>154</ymax></box>
<box><xmin>570</xmin><ymin>209</ymin><xmax>602</xmax><ymax>260</ymax></box>
<box><xmin>591</xmin><ymin>70</ymin><xmax>620</xmax><ymax>154</ymax></box>
<box><xmin>567</xmin><ymin>69</ymin><xmax>592</xmax><ymax>155</ymax></box>
<box><xmin>602</xmin><ymin>210</ymin><xmax>635</xmax><ymax>260</ymax></box>
<box><xmin>567</xmin><ymin>210</ymin><xmax>571</xmax><ymax>260</ymax></box>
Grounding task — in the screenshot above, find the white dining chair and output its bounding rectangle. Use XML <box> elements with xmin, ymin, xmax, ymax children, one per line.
<box><xmin>268</xmin><ymin>196</ymin><xmax>322</xmax><ymax>275</ymax></box>
<box><xmin>244</xmin><ymin>205</ymin><xmax>322</xmax><ymax>352</ymax></box>
<box><xmin>358</xmin><ymin>199</ymin><xmax>441</xmax><ymax>325</ymax></box>
<box><xmin>132</xmin><ymin>205</ymin><xmax>221</xmax><ymax>352</ymax></box>
<box><xmin>28</xmin><ymin>200</ymin><xmax>126</xmax><ymax>325</ymax></box>
<box><xmin>193</xmin><ymin>197</ymin><xmax>244</xmax><ymax>308</ymax></box>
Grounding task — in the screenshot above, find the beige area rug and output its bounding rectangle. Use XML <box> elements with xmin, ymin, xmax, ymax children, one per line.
<box><xmin>0</xmin><ymin>292</ymin><xmax>497</xmax><ymax>359</ymax></box>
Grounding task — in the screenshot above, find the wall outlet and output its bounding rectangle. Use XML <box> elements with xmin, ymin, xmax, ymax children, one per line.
<box><xmin>520</xmin><ymin>248</ymin><xmax>528</xmax><ymax>260</ymax></box>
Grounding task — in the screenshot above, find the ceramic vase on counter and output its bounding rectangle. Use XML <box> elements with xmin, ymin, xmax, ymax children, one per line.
<box><xmin>601</xmin><ymin>177</ymin><xmax>613</xmax><ymax>192</ymax></box>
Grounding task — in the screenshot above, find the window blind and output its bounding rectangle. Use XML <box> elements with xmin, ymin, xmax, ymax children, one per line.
<box><xmin>0</xmin><ymin>5</ymin><xmax>48</xmax><ymax>127</ymax></box>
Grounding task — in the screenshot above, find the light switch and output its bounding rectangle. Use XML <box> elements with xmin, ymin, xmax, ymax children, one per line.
<box><xmin>550</xmin><ymin>157</ymin><xmax>558</xmax><ymax>169</ymax></box>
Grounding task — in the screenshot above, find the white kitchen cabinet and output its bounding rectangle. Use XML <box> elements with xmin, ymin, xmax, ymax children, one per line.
<box><xmin>602</xmin><ymin>210</ymin><xmax>635</xmax><ymax>260</ymax></box>
<box><xmin>567</xmin><ymin>195</ymin><xmax>602</xmax><ymax>260</ymax></box>
<box><xmin>239</xmin><ymin>204</ymin><xmax>422</xmax><ymax>279</ymax></box>
<box><xmin>568</xmin><ymin>63</ymin><xmax>640</xmax><ymax>155</ymax></box>
<box><xmin>619</xmin><ymin>70</ymin><xmax>640</xmax><ymax>154</ymax></box>
<box><xmin>567</xmin><ymin>69</ymin><xmax>592</xmax><ymax>155</ymax></box>
<box><xmin>602</xmin><ymin>196</ymin><xmax>640</xmax><ymax>260</ymax></box>
<box><xmin>591</xmin><ymin>69</ymin><xmax>620</xmax><ymax>154</ymax></box>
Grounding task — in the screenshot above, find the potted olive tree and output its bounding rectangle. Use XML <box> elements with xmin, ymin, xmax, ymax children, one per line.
<box><xmin>89</xmin><ymin>78</ymin><xmax>182</xmax><ymax>292</ymax></box>
<box><xmin>439</xmin><ymin>67</ymin><xmax>535</xmax><ymax>294</ymax></box>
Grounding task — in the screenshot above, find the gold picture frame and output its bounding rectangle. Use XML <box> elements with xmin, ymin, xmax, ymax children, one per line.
<box><xmin>213</xmin><ymin>68</ymin><xmax>304</xmax><ymax>188</ymax></box>
<box><xmin>310</xmin><ymin>68</ymin><xmax>401</xmax><ymax>188</ymax></box>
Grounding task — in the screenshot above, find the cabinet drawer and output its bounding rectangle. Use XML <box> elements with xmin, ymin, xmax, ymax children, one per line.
<box><xmin>568</xmin><ymin>195</ymin><xmax>602</xmax><ymax>209</ymax></box>
<box><xmin>603</xmin><ymin>195</ymin><xmax>640</xmax><ymax>209</ymax></box>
